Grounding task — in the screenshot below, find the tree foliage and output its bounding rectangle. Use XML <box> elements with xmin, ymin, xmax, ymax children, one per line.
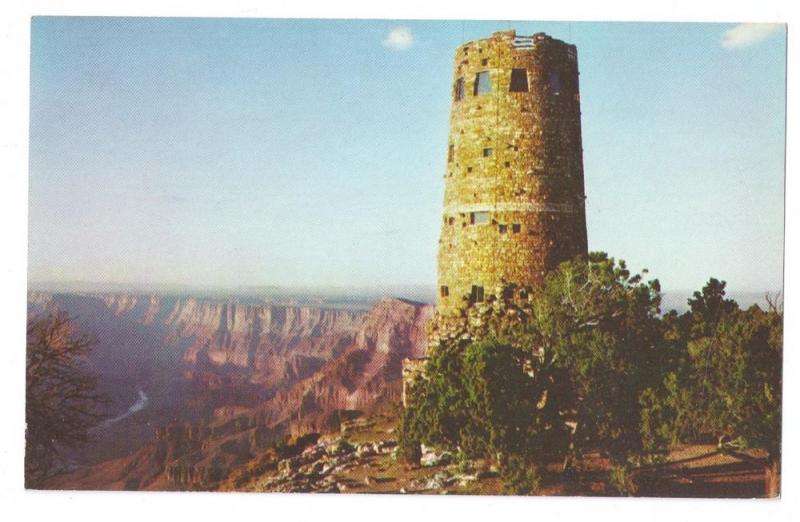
<box><xmin>641</xmin><ymin>281</ymin><xmax>783</xmax><ymax>452</ymax></box>
<box><xmin>26</xmin><ymin>312</ymin><xmax>109</xmax><ymax>487</ymax></box>
<box><xmin>400</xmin><ymin>339</ymin><xmax>567</xmax><ymax>493</ymax></box>
<box><xmin>403</xmin><ymin>253</ymin><xmax>783</xmax><ymax>496</ymax></box>
<box><xmin>529</xmin><ymin>252</ymin><xmax>665</xmax><ymax>470</ymax></box>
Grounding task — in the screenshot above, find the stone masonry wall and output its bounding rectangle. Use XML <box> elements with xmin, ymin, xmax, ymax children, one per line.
<box><xmin>402</xmin><ymin>357</ymin><xmax>430</xmax><ymax>408</ymax></box>
<box><xmin>436</xmin><ymin>30</ymin><xmax>588</xmax><ymax>315</ymax></box>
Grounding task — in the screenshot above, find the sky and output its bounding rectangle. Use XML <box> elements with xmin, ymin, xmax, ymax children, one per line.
<box><xmin>27</xmin><ymin>18</ymin><xmax>786</xmax><ymax>294</ymax></box>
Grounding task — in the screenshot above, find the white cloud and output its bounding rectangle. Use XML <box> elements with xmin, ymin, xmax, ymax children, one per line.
<box><xmin>382</xmin><ymin>26</ymin><xmax>414</xmax><ymax>50</ymax></box>
<box><xmin>721</xmin><ymin>23</ymin><xmax>782</xmax><ymax>49</ymax></box>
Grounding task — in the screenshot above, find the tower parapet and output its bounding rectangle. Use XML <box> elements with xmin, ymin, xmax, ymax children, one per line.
<box><xmin>436</xmin><ymin>30</ymin><xmax>588</xmax><ymax>315</ymax></box>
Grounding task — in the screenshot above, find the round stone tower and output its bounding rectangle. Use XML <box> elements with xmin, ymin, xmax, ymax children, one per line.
<box><xmin>437</xmin><ymin>30</ymin><xmax>588</xmax><ymax>315</ymax></box>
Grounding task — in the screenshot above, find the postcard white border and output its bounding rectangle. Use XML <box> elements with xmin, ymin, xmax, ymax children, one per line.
<box><xmin>1</xmin><ymin>1</ymin><xmax>796</xmax><ymax>521</ymax></box>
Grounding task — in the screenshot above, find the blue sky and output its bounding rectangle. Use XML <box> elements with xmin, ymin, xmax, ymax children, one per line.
<box><xmin>28</xmin><ymin>18</ymin><xmax>786</xmax><ymax>293</ymax></box>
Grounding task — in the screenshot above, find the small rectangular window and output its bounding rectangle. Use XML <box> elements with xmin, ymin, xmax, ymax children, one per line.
<box><xmin>512</xmin><ymin>223</ymin><xmax>521</xmax><ymax>233</ymax></box>
<box><xmin>548</xmin><ymin>72</ymin><xmax>561</xmax><ymax>96</ymax></box>
<box><xmin>471</xmin><ymin>285</ymin><xmax>485</xmax><ymax>303</ymax></box>
<box><xmin>454</xmin><ymin>78</ymin><xmax>465</xmax><ymax>101</ymax></box>
<box><xmin>448</xmin><ymin>144</ymin><xmax>454</xmax><ymax>163</ymax></box>
<box><xmin>440</xmin><ymin>285</ymin><xmax>449</xmax><ymax>297</ymax></box>
<box><xmin>470</xmin><ymin>211</ymin><xmax>489</xmax><ymax>225</ymax></box>
<box><xmin>510</xmin><ymin>68</ymin><xmax>529</xmax><ymax>92</ymax></box>
<box><xmin>483</xmin><ymin>148</ymin><xmax>493</xmax><ymax>157</ymax></box>
<box><xmin>474</xmin><ymin>71</ymin><xmax>491</xmax><ymax>95</ymax></box>
<box><xmin>498</xmin><ymin>224</ymin><xmax>508</xmax><ymax>234</ymax></box>
<box><xmin>567</xmin><ymin>48</ymin><xmax>577</xmax><ymax>61</ymax></box>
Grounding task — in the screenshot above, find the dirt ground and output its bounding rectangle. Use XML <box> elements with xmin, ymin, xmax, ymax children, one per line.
<box><xmin>326</xmin><ymin>413</ymin><xmax>775</xmax><ymax>498</ymax></box>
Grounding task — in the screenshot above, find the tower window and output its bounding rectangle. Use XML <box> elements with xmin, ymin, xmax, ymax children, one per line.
<box><xmin>498</xmin><ymin>224</ymin><xmax>508</xmax><ymax>234</ymax></box>
<box><xmin>440</xmin><ymin>285</ymin><xmax>449</xmax><ymax>297</ymax></box>
<box><xmin>512</xmin><ymin>223</ymin><xmax>521</xmax><ymax>233</ymax></box>
<box><xmin>482</xmin><ymin>148</ymin><xmax>493</xmax><ymax>157</ymax></box>
<box><xmin>481</xmin><ymin>58</ymin><xmax>489</xmax><ymax>66</ymax></box>
<box><xmin>471</xmin><ymin>285</ymin><xmax>485</xmax><ymax>303</ymax></box>
<box><xmin>509</xmin><ymin>68</ymin><xmax>529</xmax><ymax>92</ymax></box>
<box><xmin>470</xmin><ymin>211</ymin><xmax>489</xmax><ymax>225</ymax></box>
<box><xmin>504</xmin><ymin>161</ymin><xmax>511</xmax><ymax>167</ymax></box>
<box><xmin>567</xmin><ymin>48</ymin><xmax>577</xmax><ymax>61</ymax></box>
<box><xmin>548</xmin><ymin>72</ymin><xmax>561</xmax><ymax>96</ymax></box>
<box><xmin>448</xmin><ymin>144</ymin><xmax>454</xmax><ymax>163</ymax></box>
<box><xmin>474</xmin><ymin>71</ymin><xmax>492</xmax><ymax>95</ymax></box>
<box><xmin>454</xmin><ymin>77</ymin><xmax>465</xmax><ymax>101</ymax></box>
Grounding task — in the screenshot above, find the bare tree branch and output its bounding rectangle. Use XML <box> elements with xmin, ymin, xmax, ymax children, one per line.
<box><xmin>25</xmin><ymin>311</ymin><xmax>110</xmax><ymax>488</ymax></box>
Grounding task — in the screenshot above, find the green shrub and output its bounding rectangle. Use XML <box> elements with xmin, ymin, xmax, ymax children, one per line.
<box><xmin>500</xmin><ymin>454</ymin><xmax>542</xmax><ymax>495</ymax></box>
<box><xmin>608</xmin><ymin>463</ymin><xmax>637</xmax><ymax>496</ymax></box>
<box><xmin>401</xmin><ymin>338</ymin><xmax>565</xmax><ymax>484</ymax></box>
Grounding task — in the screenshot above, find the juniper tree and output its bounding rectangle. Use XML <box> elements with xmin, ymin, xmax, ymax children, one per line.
<box><xmin>25</xmin><ymin>312</ymin><xmax>108</xmax><ymax>487</ymax></box>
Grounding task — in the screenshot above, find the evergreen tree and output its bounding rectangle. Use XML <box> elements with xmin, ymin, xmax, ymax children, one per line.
<box><xmin>26</xmin><ymin>312</ymin><xmax>109</xmax><ymax>487</ymax></box>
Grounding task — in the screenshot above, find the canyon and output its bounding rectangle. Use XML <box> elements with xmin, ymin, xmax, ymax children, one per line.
<box><xmin>28</xmin><ymin>291</ymin><xmax>432</xmax><ymax>489</ymax></box>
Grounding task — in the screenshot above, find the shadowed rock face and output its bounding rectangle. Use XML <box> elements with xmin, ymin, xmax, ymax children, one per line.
<box><xmin>253</xmin><ymin>298</ymin><xmax>434</xmax><ymax>435</ymax></box>
<box><xmin>174</xmin><ymin>300</ymin><xmax>365</xmax><ymax>387</ymax></box>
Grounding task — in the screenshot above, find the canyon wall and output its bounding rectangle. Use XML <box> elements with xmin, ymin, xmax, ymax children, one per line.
<box><xmin>254</xmin><ymin>298</ymin><xmax>434</xmax><ymax>434</ymax></box>
<box><xmin>28</xmin><ymin>292</ymin><xmax>368</xmax><ymax>391</ymax></box>
<box><xmin>30</xmin><ymin>292</ymin><xmax>433</xmax><ymax>489</ymax></box>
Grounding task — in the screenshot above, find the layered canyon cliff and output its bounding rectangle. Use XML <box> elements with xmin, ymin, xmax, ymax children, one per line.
<box><xmin>28</xmin><ymin>292</ymin><xmax>432</xmax><ymax>490</ymax></box>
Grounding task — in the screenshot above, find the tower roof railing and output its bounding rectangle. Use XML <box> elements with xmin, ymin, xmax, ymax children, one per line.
<box><xmin>512</xmin><ymin>36</ymin><xmax>535</xmax><ymax>49</ymax></box>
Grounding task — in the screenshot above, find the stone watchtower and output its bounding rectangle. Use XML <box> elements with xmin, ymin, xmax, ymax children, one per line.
<box><xmin>436</xmin><ymin>31</ymin><xmax>588</xmax><ymax>315</ymax></box>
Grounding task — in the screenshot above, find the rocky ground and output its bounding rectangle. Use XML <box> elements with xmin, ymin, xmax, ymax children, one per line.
<box><xmin>223</xmin><ymin>411</ymin><xmax>504</xmax><ymax>495</ymax></box>
<box><xmin>220</xmin><ymin>407</ymin><xmax>773</xmax><ymax>497</ymax></box>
